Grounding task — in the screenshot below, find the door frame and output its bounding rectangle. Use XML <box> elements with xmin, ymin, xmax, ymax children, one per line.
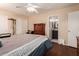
<box><xmin>8</xmin><ymin>18</ymin><xmax>16</xmax><ymax>35</ymax></box>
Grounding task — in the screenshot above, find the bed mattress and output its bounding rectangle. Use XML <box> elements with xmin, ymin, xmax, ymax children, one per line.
<box><xmin>0</xmin><ymin>34</ymin><xmax>48</xmax><ymax>56</ymax></box>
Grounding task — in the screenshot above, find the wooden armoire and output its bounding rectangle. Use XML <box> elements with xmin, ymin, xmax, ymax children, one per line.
<box><xmin>34</xmin><ymin>23</ymin><xmax>45</xmax><ymax>35</ymax></box>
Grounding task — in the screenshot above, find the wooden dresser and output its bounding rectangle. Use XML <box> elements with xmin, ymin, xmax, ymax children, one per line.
<box><xmin>34</xmin><ymin>23</ymin><xmax>45</xmax><ymax>35</ymax></box>
<box><xmin>77</xmin><ymin>36</ymin><xmax>79</xmax><ymax>56</ymax></box>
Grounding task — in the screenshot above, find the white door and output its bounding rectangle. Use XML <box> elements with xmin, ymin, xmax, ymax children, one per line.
<box><xmin>68</xmin><ymin>11</ymin><xmax>79</xmax><ymax>48</ymax></box>
<box><xmin>8</xmin><ymin>20</ymin><xmax>13</xmax><ymax>35</ymax></box>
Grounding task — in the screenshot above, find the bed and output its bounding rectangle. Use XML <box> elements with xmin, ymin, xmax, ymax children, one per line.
<box><xmin>0</xmin><ymin>34</ymin><xmax>52</xmax><ymax>56</ymax></box>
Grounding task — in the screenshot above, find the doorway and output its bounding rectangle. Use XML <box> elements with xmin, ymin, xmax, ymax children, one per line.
<box><xmin>49</xmin><ymin>16</ymin><xmax>59</xmax><ymax>41</ymax></box>
<box><xmin>8</xmin><ymin>18</ymin><xmax>16</xmax><ymax>35</ymax></box>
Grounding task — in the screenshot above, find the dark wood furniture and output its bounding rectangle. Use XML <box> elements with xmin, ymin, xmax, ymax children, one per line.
<box><xmin>34</xmin><ymin>23</ymin><xmax>45</xmax><ymax>35</ymax></box>
<box><xmin>27</xmin><ymin>30</ymin><xmax>34</xmax><ymax>34</ymax></box>
<box><xmin>52</xmin><ymin>30</ymin><xmax>58</xmax><ymax>39</ymax></box>
<box><xmin>77</xmin><ymin>36</ymin><xmax>79</xmax><ymax>56</ymax></box>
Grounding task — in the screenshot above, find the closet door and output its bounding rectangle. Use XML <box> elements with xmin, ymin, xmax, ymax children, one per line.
<box><xmin>68</xmin><ymin>11</ymin><xmax>79</xmax><ymax>48</ymax></box>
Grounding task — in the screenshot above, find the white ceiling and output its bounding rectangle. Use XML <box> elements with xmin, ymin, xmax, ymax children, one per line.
<box><xmin>0</xmin><ymin>3</ymin><xmax>78</xmax><ymax>16</ymax></box>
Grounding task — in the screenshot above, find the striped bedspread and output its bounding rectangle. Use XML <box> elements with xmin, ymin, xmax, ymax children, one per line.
<box><xmin>0</xmin><ymin>34</ymin><xmax>48</xmax><ymax>56</ymax></box>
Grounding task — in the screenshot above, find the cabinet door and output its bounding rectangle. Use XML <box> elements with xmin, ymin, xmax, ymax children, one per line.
<box><xmin>52</xmin><ymin>30</ymin><xmax>58</xmax><ymax>39</ymax></box>
<box><xmin>34</xmin><ymin>24</ymin><xmax>45</xmax><ymax>35</ymax></box>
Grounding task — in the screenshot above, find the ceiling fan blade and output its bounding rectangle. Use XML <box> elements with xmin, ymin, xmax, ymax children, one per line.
<box><xmin>32</xmin><ymin>5</ymin><xmax>40</xmax><ymax>8</ymax></box>
<box><xmin>16</xmin><ymin>6</ymin><xmax>23</xmax><ymax>8</ymax></box>
<box><xmin>16</xmin><ymin>5</ymin><xmax>27</xmax><ymax>8</ymax></box>
<box><xmin>34</xmin><ymin>9</ymin><xmax>39</xmax><ymax>13</ymax></box>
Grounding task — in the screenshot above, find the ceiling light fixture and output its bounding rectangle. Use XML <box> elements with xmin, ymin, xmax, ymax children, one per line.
<box><xmin>26</xmin><ymin>6</ymin><xmax>38</xmax><ymax>13</ymax></box>
<box><xmin>25</xmin><ymin>3</ymin><xmax>39</xmax><ymax>13</ymax></box>
<box><xmin>16</xmin><ymin>3</ymin><xmax>40</xmax><ymax>13</ymax></box>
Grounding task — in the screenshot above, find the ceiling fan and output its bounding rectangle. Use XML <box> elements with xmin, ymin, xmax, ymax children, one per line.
<box><xmin>16</xmin><ymin>3</ymin><xmax>40</xmax><ymax>13</ymax></box>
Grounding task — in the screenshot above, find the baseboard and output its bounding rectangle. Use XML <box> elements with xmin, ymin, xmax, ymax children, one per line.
<box><xmin>64</xmin><ymin>44</ymin><xmax>77</xmax><ymax>49</ymax></box>
<box><xmin>51</xmin><ymin>40</ymin><xmax>77</xmax><ymax>49</ymax></box>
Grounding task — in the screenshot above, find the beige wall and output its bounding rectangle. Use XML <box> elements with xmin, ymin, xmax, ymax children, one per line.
<box><xmin>28</xmin><ymin>4</ymin><xmax>79</xmax><ymax>45</ymax></box>
<box><xmin>0</xmin><ymin>9</ymin><xmax>27</xmax><ymax>34</ymax></box>
<box><xmin>0</xmin><ymin>4</ymin><xmax>79</xmax><ymax>47</ymax></box>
